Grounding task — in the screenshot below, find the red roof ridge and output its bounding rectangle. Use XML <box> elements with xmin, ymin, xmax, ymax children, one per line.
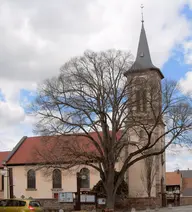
<box><xmin>26</xmin><ymin>130</ymin><xmax>122</xmax><ymax>139</ymax></box>
<box><xmin>5</xmin><ymin>130</ymin><xmax>123</xmax><ymax>165</ymax></box>
<box><xmin>5</xmin><ymin>133</ymin><xmax>98</xmax><ymax>165</ymax></box>
<box><xmin>25</xmin><ymin>132</ymin><xmax>105</xmax><ymax>140</ymax></box>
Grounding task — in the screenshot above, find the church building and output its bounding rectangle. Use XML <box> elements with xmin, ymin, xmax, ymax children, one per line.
<box><xmin>1</xmin><ymin>20</ymin><xmax>166</xmax><ymax>206</ymax></box>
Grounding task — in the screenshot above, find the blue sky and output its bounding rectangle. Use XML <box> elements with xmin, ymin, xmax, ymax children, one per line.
<box><xmin>0</xmin><ymin>0</ymin><xmax>192</xmax><ymax>171</ymax></box>
<box><xmin>162</xmin><ymin>5</ymin><xmax>192</xmax><ymax>81</ymax></box>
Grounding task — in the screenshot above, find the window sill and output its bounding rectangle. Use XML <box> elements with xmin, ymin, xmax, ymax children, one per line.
<box><xmin>51</xmin><ymin>188</ymin><xmax>63</xmax><ymax>191</ymax></box>
<box><xmin>26</xmin><ymin>188</ymin><xmax>37</xmax><ymax>191</ymax></box>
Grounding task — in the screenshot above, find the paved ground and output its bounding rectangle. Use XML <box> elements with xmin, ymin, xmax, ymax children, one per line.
<box><xmin>140</xmin><ymin>205</ymin><xmax>192</xmax><ymax>211</ymax></box>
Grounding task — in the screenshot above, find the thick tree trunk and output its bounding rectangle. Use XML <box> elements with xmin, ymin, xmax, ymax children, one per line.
<box><xmin>148</xmin><ymin>191</ymin><xmax>151</xmax><ymax>198</ymax></box>
<box><xmin>104</xmin><ymin>167</ymin><xmax>116</xmax><ymax>210</ymax></box>
<box><xmin>106</xmin><ymin>188</ymin><xmax>115</xmax><ymax>210</ymax></box>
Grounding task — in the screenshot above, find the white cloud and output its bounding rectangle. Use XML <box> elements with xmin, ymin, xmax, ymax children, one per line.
<box><xmin>0</xmin><ymin>101</ymin><xmax>25</xmax><ymax>128</ymax></box>
<box><xmin>88</xmin><ymin>0</ymin><xmax>190</xmax><ymax>68</ymax></box>
<box><xmin>179</xmin><ymin>71</ymin><xmax>192</xmax><ymax>95</ymax></box>
<box><xmin>0</xmin><ymin>0</ymin><xmax>191</xmax><ymax>84</ymax></box>
<box><xmin>0</xmin><ymin>0</ymin><xmax>192</xmax><ymax>159</ymax></box>
<box><xmin>183</xmin><ymin>41</ymin><xmax>192</xmax><ymax>64</ymax></box>
<box><xmin>0</xmin><ymin>112</ymin><xmax>36</xmax><ymax>151</ymax></box>
<box><xmin>166</xmin><ymin>145</ymin><xmax>192</xmax><ymax>171</ymax></box>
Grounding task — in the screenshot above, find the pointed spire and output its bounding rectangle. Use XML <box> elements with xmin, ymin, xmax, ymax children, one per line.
<box><xmin>124</xmin><ymin>6</ymin><xmax>164</xmax><ymax>78</ymax></box>
<box><xmin>134</xmin><ymin>20</ymin><xmax>157</xmax><ymax>70</ymax></box>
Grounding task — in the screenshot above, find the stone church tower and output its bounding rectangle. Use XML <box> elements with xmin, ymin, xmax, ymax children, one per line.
<box><xmin>124</xmin><ymin>21</ymin><xmax>166</xmax><ymax>198</ymax></box>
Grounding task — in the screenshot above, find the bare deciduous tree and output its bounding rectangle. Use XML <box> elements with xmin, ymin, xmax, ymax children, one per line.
<box><xmin>31</xmin><ymin>50</ymin><xmax>192</xmax><ymax>209</ymax></box>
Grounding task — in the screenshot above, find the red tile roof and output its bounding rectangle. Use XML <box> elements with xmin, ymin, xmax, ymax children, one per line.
<box><xmin>166</xmin><ymin>172</ymin><xmax>182</xmax><ymax>186</ymax></box>
<box><xmin>6</xmin><ymin>131</ymin><xmax>122</xmax><ymax>165</ymax></box>
<box><xmin>0</xmin><ymin>151</ymin><xmax>10</xmax><ymax>168</ymax></box>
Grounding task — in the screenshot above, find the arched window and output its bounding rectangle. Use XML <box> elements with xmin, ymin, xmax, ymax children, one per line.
<box><xmin>53</xmin><ymin>169</ymin><xmax>62</xmax><ymax>189</ymax></box>
<box><xmin>134</xmin><ymin>77</ymin><xmax>147</xmax><ymax>112</ymax></box>
<box><xmin>142</xmin><ymin>90</ymin><xmax>147</xmax><ymax>111</ymax></box>
<box><xmin>27</xmin><ymin>169</ymin><xmax>36</xmax><ymax>189</ymax></box>
<box><xmin>136</xmin><ymin>89</ymin><xmax>147</xmax><ymax>112</ymax></box>
<box><xmin>136</xmin><ymin>90</ymin><xmax>141</xmax><ymax>112</ymax></box>
<box><xmin>80</xmin><ymin>168</ymin><xmax>90</xmax><ymax>189</ymax></box>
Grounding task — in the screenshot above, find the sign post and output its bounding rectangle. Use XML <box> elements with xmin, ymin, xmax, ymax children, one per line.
<box><xmin>75</xmin><ymin>172</ymin><xmax>81</xmax><ymax>211</ymax></box>
<box><xmin>58</xmin><ymin>192</ymin><xmax>73</xmax><ymax>203</ymax></box>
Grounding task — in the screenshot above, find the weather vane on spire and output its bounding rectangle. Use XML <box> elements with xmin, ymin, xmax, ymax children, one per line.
<box><xmin>141</xmin><ymin>4</ymin><xmax>144</xmax><ymax>23</ymax></box>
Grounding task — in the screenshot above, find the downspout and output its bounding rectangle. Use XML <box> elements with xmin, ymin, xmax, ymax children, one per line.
<box><xmin>2</xmin><ymin>162</ymin><xmax>8</xmax><ymax>199</ymax></box>
<box><xmin>2</xmin><ymin>162</ymin><xmax>11</xmax><ymax>199</ymax></box>
<box><xmin>9</xmin><ymin>168</ymin><xmax>13</xmax><ymax>198</ymax></box>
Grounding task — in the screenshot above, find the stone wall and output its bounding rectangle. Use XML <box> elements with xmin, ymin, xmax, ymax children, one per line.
<box><xmin>36</xmin><ymin>198</ymin><xmax>96</xmax><ymax>211</ymax></box>
<box><xmin>116</xmin><ymin>197</ymin><xmax>161</xmax><ymax>210</ymax></box>
<box><xmin>36</xmin><ymin>197</ymin><xmax>162</xmax><ymax>211</ymax></box>
<box><xmin>180</xmin><ymin>197</ymin><xmax>192</xmax><ymax>206</ymax></box>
